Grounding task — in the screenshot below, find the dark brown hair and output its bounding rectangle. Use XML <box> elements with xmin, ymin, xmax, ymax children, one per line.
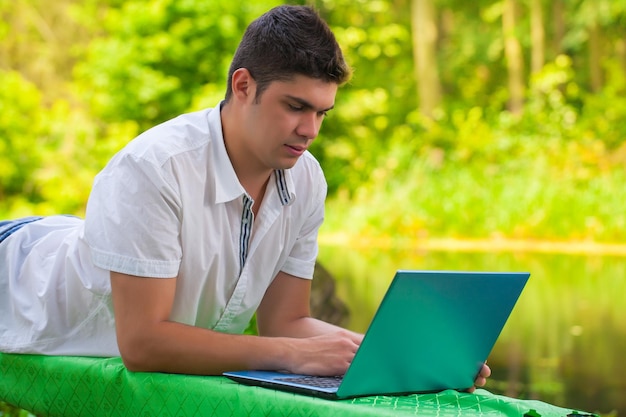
<box><xmin>225</xmin><ymin>5</ymin><xmax>351</xmax><ymax>102</ymax></box>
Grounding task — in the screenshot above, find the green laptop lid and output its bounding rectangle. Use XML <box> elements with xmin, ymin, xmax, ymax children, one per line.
<box><xmin>336</xmin><ymin>270</ymin><xmax>529</xmax><ymax>398</ymax></box>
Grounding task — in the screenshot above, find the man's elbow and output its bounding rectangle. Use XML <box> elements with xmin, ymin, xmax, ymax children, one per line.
<box><xmin>117</xmin><ymin>335</ymin><xmax>159</xmax><ymax>372</ymax></box>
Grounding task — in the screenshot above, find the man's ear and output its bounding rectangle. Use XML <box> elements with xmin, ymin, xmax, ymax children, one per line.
<box><xmin>231</xmin><ymin>68</ymin><xmax>256</xmax><ymax>101</ymax></box>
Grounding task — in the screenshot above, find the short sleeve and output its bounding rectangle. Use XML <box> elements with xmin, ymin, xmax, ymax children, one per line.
<box><xmin>84</xmin><ymin>153</ymin><xmax>182</xmax><ymax>278</ymax></box>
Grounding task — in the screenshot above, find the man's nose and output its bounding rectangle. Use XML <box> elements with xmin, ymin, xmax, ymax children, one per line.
<box><xmin>296</xmin><ymin>112</ymin><xmax>321</xmax><ymax>140</ymax></box>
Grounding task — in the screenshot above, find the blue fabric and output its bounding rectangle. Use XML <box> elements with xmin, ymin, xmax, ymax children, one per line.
<box><xmin>0</xmin><ymin>216</ymin><xmax>43</xmax><ymax>244</ymax></box>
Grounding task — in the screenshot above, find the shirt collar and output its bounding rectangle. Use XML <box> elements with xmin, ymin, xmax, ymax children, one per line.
<box><xmin>272</xmin><ymin>169</ymin><xmax>295</xmax><ymax>206</ymax></box>
<box><xmin>208</xmin><ymin>103</ymin><xmax>245</xmax><ymax>204</ymax></box>
<box><xmin>208</xmin><ymin>102</ymin><xmax>295</xmax><ymax>207</ymax></box>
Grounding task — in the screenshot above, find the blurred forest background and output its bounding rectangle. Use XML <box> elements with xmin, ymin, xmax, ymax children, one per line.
<box><xmin>1</xmin><ymin>0</ymin><xmax>625</xmax><ymax>245</ymax></box>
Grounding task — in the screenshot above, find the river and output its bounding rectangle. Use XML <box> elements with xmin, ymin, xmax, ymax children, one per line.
<box><xmin>318</xmin><ymin>242</ymin><xmax>625</xmax><ymax>415</ymax></box>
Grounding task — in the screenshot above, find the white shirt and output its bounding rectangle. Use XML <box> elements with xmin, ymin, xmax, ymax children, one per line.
<box><xmin>0</xmin><ymin>105</ymin><xmax>326</xmax><ymax>356</ymax></box>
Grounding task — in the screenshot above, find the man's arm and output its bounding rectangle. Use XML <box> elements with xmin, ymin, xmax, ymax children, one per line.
<box><xmin>256</xmin><ymin>271</ymin><xmax>360</xmax><ymax>338</ymax></box>
<box><xmin>109</xmin><ymin>271</ymin><xmax>359</xmax><ymax>376</ymax></box>
<box><xmin>256</xmin><ymin>271</ymin><xmax>363</xmax><ymax>375</ymax></box>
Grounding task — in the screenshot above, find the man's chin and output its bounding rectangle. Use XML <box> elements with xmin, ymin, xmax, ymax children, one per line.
<box><xmin>274</xmin><ymin>156</ymin><xmax>302</xmax><ymax>170</ymax></box>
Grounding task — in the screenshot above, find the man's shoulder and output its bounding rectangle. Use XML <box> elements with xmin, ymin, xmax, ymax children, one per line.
<box><xmin>138</xmin><ymin>107</ymin><xmax>217</xmax><ymax>146</ymax></box>
<box><xmin>160</xmin><ymin>107</ymin><xmax>216</xmax><ymax>131</ymax></box>
<box><xmin>119</xmin><ymin>107</ymin><xmax>220</xmax><ymax>166</ymax></box>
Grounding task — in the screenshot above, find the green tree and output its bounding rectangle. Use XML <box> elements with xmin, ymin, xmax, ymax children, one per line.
<box><xmin>76</xmin><ymin>0</ymin><xmax>282</xmax><ymax>130</ymax></box>
<box><xmin>0</xmin><ymin>71</ymin><xmax>45</xmax><ymax>206</ymax></box>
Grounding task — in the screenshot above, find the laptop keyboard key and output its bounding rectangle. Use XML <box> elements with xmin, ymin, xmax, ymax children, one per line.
<box><xmin>276</xmin><ymin>376</ymin><xmax>343</xmax><ymax>388</ymax></box>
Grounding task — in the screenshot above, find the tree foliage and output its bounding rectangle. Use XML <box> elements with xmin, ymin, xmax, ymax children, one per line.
<box><xmin>75</xmin><ymin>0</ymin><xmax>282</xmax><ymax>130</ymax></box>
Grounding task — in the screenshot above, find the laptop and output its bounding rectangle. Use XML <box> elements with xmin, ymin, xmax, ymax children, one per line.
<box><xmin>224</xmin><ymin>270</ymin><xmax>530</xmax><ymax>399</ymax></box>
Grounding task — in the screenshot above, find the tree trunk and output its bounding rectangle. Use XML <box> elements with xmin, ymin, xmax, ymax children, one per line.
<box><xmin>502</xmin><ymin>0</ymin><xmax>525</xmax><ymax>115</ymax></box>
<box><xmin>617</xmin><ymin>37</ymin><xmax>626</xmax><ymax>82</ymax></box>
<box><xmin>530</xmin><ymin>0</ymin><xmax>545</xmax><ymax>74</ymax></box>
<box><xmin>551</xmin><ymin>0</ymin><xmax>566</xmax><ymax>55</ymax></box>
<box><xmin>410</xmin><ymin>0</ymin><xmax>442</xmax><ymax>118</ymax></box>
<box><xmin>588</xmin><ymin>22</ymin><xmax>603</xmax><ymax>93</ymax></box>
<box><xmin>311</xmin><ymin>262</ymin><xmax>350</xmax><ymax>327</ymax></box>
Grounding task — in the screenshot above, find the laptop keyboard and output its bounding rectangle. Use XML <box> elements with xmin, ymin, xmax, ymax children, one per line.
<box><xmin>276</xmin><ymin>375</ymin><xmax>343</xmax><ymax>388</ymax></box>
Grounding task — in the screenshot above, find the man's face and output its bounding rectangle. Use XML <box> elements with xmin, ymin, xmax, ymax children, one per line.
<box><xmin>241</xmin><ymin>74</ymin><xmax>338</xmax><ymax>171</ymax></box>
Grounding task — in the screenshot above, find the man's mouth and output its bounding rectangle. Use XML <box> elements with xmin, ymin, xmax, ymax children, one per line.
<box><xmin>285</xmin><ymin>144</ymin><xmax>306</xmax><ymax>155</ymax></box>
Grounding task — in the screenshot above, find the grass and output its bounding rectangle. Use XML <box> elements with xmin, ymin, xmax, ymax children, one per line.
<box><xmin>322</xmin><ymin>149</ymin><xmax>626</xmax><ymax>245</ymax></box>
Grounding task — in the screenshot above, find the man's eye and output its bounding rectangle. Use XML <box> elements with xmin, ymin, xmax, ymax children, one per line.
<box><xmin>289</xmin><ymin>104</ymin><xmax>304</xmax><ymax>111</ymax></box>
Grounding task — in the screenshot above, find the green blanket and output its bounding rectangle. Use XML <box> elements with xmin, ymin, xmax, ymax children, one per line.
<box><xmin>0</xmin><ymin>353</ymin><xmax>593</xmax><ymax>417</ymax></box>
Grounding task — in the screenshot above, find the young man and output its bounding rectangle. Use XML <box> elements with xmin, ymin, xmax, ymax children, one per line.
<box><xmin>0</xmin><ymin>5</ymin><xmax>490</xmax><ymax>388</ymax></box>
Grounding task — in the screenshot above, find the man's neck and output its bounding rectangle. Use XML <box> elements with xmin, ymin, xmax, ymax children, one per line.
<box><xmin>220</xmin><ymin>101</ymin><xmax>273</xmax><ymax>209</ymax></box>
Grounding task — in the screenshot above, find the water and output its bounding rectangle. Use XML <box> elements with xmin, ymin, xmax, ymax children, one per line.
<box><xmin>318</xmin><ymin>244</ymin><xmax>626</xmax><ymax>416</ymax></box>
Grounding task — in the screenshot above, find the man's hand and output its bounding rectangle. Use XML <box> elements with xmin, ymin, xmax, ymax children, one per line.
<box><xmin>466</xmin><ymin>363</ymin><xmax>492</xmax><ymax>393</ymax></box>
<box><xmin>284</xmin><ymin>330</ymin><xmax>363</xmax><ymax>376</ymax></box>
<box><xmin>256</xmin><ymin>271</ymin><xmax>364</xmax><ymax>376</ymax></box>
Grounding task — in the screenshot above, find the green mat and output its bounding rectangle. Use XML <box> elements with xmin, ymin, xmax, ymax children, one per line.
<box><xmin>0</xmin><ymin>353</ymin><xmax>594</xmax><ymax>417</ymax></box>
